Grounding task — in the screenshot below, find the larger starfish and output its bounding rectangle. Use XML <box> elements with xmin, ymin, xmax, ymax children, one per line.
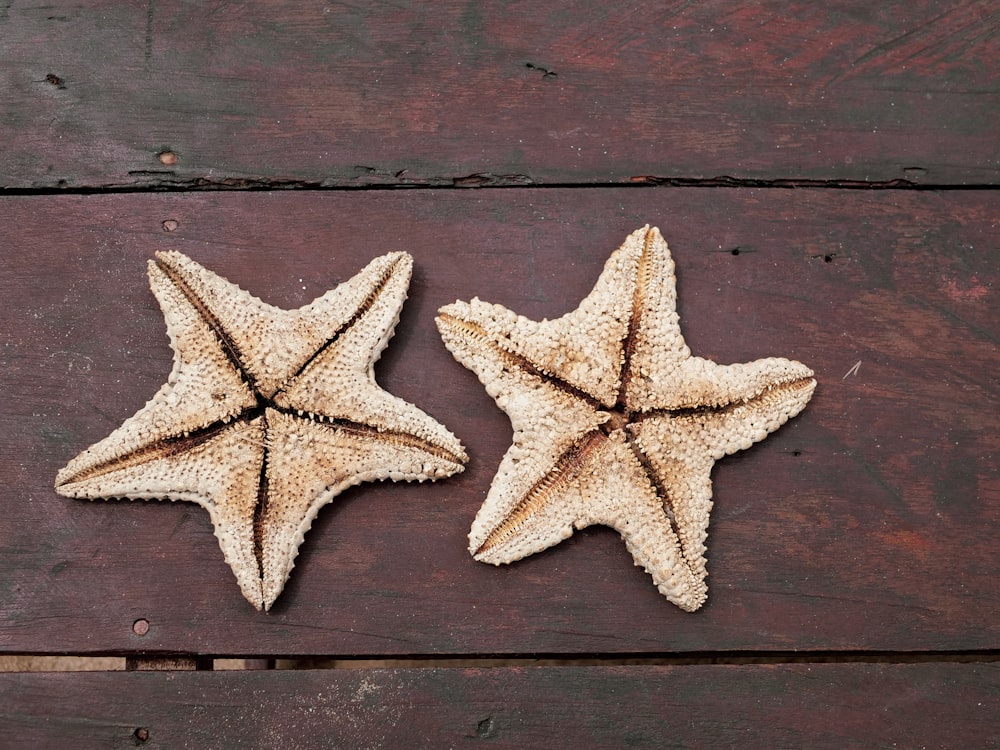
<box><xmin>436</xmin><ymin>226</ymin><xmax>815</xmax><ymax>611</ymax></box>
<box><xmin>56</xmin><ymin>250</ymin><xmax>467</xmax><ymax>611</ymax></box>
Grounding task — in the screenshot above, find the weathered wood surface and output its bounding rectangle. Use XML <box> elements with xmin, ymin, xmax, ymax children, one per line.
<box><xmin>1</xmin><ymin>0</ymin><xmax>996</xmax><ymax>190</ymax></box>
<box><xmin>1</xmin><ymin>189</ymin><xmax>996</xmax><ymax>656</ymax></box>
<box><xmin>2</xmin><ymin>663</ymin><xmax>997</xmax><ymax>748</ymax></box>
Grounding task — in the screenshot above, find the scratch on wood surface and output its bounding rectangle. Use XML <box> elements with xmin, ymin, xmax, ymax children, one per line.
<box><xmin>145</xmin><ymin>0</ymin><xmax>155</xmax><ymax>64</ymax></box>
<box><xmin>843</xmin><ymin>360</ymin><xmax>862</xmax><ymax>379</ymax></box>
<box><xmin>825</xmin><ymin>2</ymin><xmax>999</xmax><ymax>88</ymax></box>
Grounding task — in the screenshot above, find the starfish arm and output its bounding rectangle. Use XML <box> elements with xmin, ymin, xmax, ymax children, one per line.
<box><xmin>436</xmin><ymin>233</ymin><xmax>642</xmax><ymax>406</ymax></box>
<box><xmin>599</xmin><ymin>433</ymin><xmax>709</xmax><ymax>612</ymax></box>
<box><xmin>627</xmin><ymin>421</ymin><xmax>716</xmax><ymax>582</ymax></box>
<box><xmin>257</xmin><ymin>409</ymin><xmax>465</xmax><ymax>610</ymax></box>
<box><xmin>630</xmin><ymin>374</ymin><xmax>815</xmax><ymax>580</ymax></box>
<box><xmin>615</xmin><ymin>492</ymin><xmax>709</xmax><ymax>612</ymax></box>
<box><xmin>472</xmin><ymin>429</ymin><xmax>707</xmax><ymax>611</ymax></box>
<box><xmin>274</xmin><ymin>251</ymin><xmax>414</xmax><ymax>398</ymax></box>
<box><xmin>297</xmin><ymin>376</ymin><xmax>469</xmax><ymax>464</ymax></box>
<box><xmin>520</xmin><ymin>240</ymin><xmax>638</xmax><ymax>405</ymax></box>
<box><xmin>672</xmin><ymin>365</ymin><xmax>816</xmax><ymax>457</ymax></box>
<box><xmin>619</xmin><ymin>225</ymin><xmax>817</xmax><ymax>413</ymax></box>
<box><xmin>613</xmin><ymin>225</ymin><xmax>689</xmax><ymax>409</ymax></box>
<box><xmin>436</xmin><ymin>305</ymin><xmax>607</xmax><ymax>551</ymax></box>
<box><xmin>55</xmin><ymin>419</ymin><xmax>268</xmax><ymax>610</ymax></box>
<box><xmin>633</xmin><ymin>355</ymin><xmax>817</xmax><ymax>413</ymax></box>
<box><xmin>54</xmin><ymin>259</ymin><xmax>257</xmax><ymax>490</ymax></box>
<box><xmin>468</xmin><ymin>432</ymin><xmax>602</xmax><ymax>565</ymax></box>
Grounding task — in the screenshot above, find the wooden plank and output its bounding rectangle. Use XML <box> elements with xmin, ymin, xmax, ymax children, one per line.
<box><xmin>0</xmin><ymin>189</ymin><xmax>997</xmax><ymax>656</ymax></box>
<box><xmin>1</xmin><ymin>0</ymin><xmax>996</xmax><ymax>189</ymax></box>
<box><xmin>1</xmin><ymin>663</ymin><xmax>997</xmax><ymax>748</ymax></box>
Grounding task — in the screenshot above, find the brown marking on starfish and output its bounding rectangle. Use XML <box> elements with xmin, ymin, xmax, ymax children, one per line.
<box><xmin>475</xmin><ymin>430</ymin><xmax>606</xmax><ymax>557</ymax></box>
<box><xmin>318</xmin><ymin>418</ymin><xmax>470</xmax><ymax>467</ymax></box>
<box><xmin>616</xmin><ymin>225</ymin><xmax>657</xmax><ymax>408</ymax></box>
<box><xmin>436</xmin><ymin>311</ymin><xmax>606</xmax><ymax>411</ymax></box>
<box><xmin>281</xmin><ymin>252</ymin><xmax>407</xmax><ymax>394</ymax></box>
<box><xmin>154</xmin><ymin>254</ymin><xmax>258</xmax><ymax>392</ymax></box>
<box><xmin>55</xmin><ymin>416</ymin><xmax>257</xmax><ymax>487</ymax></box>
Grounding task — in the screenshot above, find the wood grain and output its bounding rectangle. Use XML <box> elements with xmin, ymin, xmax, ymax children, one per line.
<box><xmin>2</xmin><ymin>664</ymin><xmax>997</xmax><ymax>748</ymax></box>
<box><xmin>1</xmin><ymin>189</ymin><xmax>995</xmax><ymax>656</ymax></box>
<box><xmin>0</xmin><ymin>0</ymin><xmax>996</xmax><ymax>189</ymax></box>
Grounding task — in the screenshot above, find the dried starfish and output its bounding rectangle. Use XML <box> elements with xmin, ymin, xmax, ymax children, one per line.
<box><xmin>56</xmin><ymin>251</ymin><xmax>467</xmax><ymax>611</ymax></box>
<box><xmin>437</xmin><ymin>226</ymin><xmax>815</xmax><ymax>611</ymax></box>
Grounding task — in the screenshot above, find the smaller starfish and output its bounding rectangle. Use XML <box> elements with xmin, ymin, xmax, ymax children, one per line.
<box><xmin>437</xmin><ymin>226</ymin><xmax>815</xmax><ymax>611</ymax></box>
<box><xmin>56</xmin><ymin>250</ymin><xmax>467</xmax><ymax>610</ymax></box>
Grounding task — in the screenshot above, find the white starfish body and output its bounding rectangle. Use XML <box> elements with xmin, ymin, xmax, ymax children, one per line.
<box><xmin>56</xmin><ymin>251</ymin><xmax>467</xmax><ymax>610</ymax></box>
<box><xmin>437</xmin><ymin>226</ymin><xmax>815</xmax><ymax>611</ymax></box>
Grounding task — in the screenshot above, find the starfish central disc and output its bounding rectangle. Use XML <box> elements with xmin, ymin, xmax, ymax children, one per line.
<box><xmin>600</xmin><ymin>407</ymin><xmax>630</xmax><ymax>434</ymax></box>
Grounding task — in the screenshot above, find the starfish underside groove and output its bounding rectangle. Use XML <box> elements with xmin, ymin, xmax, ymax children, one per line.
<box><xmin>437</xmin><ymin>226</ymin><xmax>816</xmax><ymax>611</ymax></box>
<box><xmin>56</xmin><ymin>250</ymin><xmax>467</xmax><ymax>610</ymax></box>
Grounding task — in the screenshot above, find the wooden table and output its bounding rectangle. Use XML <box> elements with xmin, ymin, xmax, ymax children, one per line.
<box><xmin>1</xmin><ymin>2</ymin><xmax>997</xmax><ymax>746</ymax></box>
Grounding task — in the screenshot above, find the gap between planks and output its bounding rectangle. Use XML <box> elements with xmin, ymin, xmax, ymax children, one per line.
<box><xmin>2</xmin><ymin>651</ymin><xmax>998</xmax><ymax>673</ymax></box>
<box><xmin>1</xmin><ymin>177</ymin><xmax>997</xmax><ymax>196</ymax></box>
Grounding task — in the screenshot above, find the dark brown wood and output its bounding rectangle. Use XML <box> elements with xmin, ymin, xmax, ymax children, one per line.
<box><xmin>0</xmin><ymin>0</ymin><xmax>996</xmax><ymax>189</ymax></box>
<box><xmin>1</xmin><ymin>663</ymin><xmax>997</xmax><ymax>748</ymax></box>
<box><xmin>1</xmin><ymin>189</ymin><xmax>996</xmax><ymax>656</ymax></box>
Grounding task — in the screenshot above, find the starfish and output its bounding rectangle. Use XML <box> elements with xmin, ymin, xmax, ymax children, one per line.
<box><xmin>436</xmin><ymin>226</ymin><xmax>815</xmax><ymax>611</ymax></box>
<box><xmin>56</xmin><ymin>250</ymin><xmax>467</xmax><ymax>611</ymax></box>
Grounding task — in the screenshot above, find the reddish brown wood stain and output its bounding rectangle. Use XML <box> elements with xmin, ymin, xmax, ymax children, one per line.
<box><xmin>0</xmin><ymin>2</ymin><xmax>996</xmax><ymax>746</ymax></box>
<box><xmin>0</xmin><ymin>1</ymin><xmax>996</xmax><ymax>188</ymax></box>
<box><xmin>1</xmin><ymin>665</ymin><xmax>997</xmax><ymax>747</ymax></box>
<box><xmin>1</xmin><ymin>189</ymin><xmax>996</xmax><ymax>656</ymax></box>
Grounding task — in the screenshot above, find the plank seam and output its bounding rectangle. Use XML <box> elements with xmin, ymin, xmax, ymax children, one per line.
<box><xmin>3</xmin><ymin>651</ymin><xmax>997</xmax><ymax>667</ymax></box>
<box><xmin>1</xmin><ymin>179</ymin><xmax>998</xmax><ymax>196</ymax></box>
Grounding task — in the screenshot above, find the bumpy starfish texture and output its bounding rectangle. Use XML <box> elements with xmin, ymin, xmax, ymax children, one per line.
<box><xmin>56</xmin><ymin>250</ymin><xmax>467</xmax><ymax>611</ymax></box>
<box><xmin>436</xmin><ymin>226</ymin><xmax>815</xmax><ymax>611</ymax></box>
